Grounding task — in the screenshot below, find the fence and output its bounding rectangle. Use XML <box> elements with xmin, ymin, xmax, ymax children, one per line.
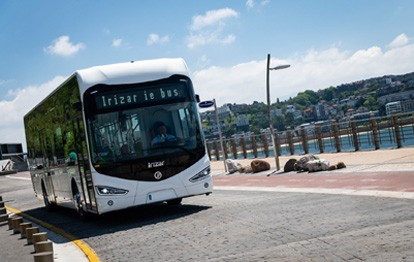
<box><xmin>206</xmin><ymin>112</ymin><xmax>414</xmax><ymax>161</ymax></box>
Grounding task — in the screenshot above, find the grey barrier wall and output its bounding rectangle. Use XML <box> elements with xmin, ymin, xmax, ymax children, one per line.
<box><xmin>206</xmin><ymin>112</ymin><xmax>414</xmax><ymax>161</ymax></box>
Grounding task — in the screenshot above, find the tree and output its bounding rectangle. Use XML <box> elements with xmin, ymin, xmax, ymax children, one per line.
<box><xmin>321</xmin><ymin>86</ymin><xmax>336</xmax><ymax>101</ymax></box>
<box><xmin>284</xmin><ymin>112</ymin><xmax>295</xmax><ymax>129</ymax></box>
<box><xmin>363</xmin><ymin>96</ymin><xmax>378</xmax><ymax>111</ymax></box>
<box><xmin>273</xmin><ymin>115</ymin><xmax>285</xmax><ymax>131</ymax></box>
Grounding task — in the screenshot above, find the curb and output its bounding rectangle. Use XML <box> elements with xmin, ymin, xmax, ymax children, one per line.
<box><xmin>1</xmin><ymin>194</ymin><xmax>98</xmax><ymax>262</ymax></box>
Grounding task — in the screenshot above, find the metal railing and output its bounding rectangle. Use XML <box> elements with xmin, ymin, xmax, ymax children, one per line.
<box><xmin>206</xmin><ymin>112</ymin><xmax>414</xmax><ymax>161</ymax></box>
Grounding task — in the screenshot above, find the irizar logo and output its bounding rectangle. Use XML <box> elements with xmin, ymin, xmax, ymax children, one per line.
<box><xmin>154</xmin><ymin>171</ymin><xmax>163</xmax><ymax>180</ymax></box>
<box><xmin>148</xmin><ymin>161</ymin><xmax>165</xmax><ymax>168</ymax></box>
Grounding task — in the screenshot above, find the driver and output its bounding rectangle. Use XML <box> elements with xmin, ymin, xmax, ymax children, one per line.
<box><xmin>151</xmin><ymin>121</ymin><xmax>177</xmax><ymax>146</ymax></box>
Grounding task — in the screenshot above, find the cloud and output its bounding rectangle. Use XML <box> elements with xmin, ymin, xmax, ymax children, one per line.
<box><xmin>4</xmin><ymin>35</ymin><xmax>414</xmax><ymax>150</ymax></box>
<box><xmin>261</xmin><ymin>0</ymin><xmax>271</xmax><ymax>6</ymax></box>
<box><xmin>44</xmin><ymin>35</ymin><xmax>85</xmax><ymax>56</ymax></box>
<box><xmin>186</xmin><ymin>8</ymin><xmax>239</xmax><ymax>48</ymax></box>
<box><xmin>192</xmin><ymin>36</ymin><xmax>414</xmax><ymax>107</ymax></box>
<box><xmin>190</xmin><ymin>8</ymin><xmax>238</xmax><ymax>31</ymax></box>
<box><xmin>112</xmin><ymin>38</ymin><xmax>123</xmax><ymax>47</ymax></box>
<box><xmin>246</xmin><ymin>0</ymin><xmax>270</xmax><ymax>9</ymax></box>
<box><xmin>246</xmin><ymin>0</ymin><xmax>255</xmax><ymax>8</ymax></box>
<box><xmin>146</xmin><ymin>34</ymin><xmax>170</xmax><ymax>46</ymax></box>
<box><xmin>389</xmin><ymin>33</ymin><xmax>409</xmax><ymax>49</ymax></box>
<box><xmin>0</xmin><ymin>76</ymin><xmax>66</xmax><ymax>146</ymax></box>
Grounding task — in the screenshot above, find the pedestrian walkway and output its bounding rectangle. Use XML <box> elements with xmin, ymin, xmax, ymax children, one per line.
<box><xmin>212</xmin><ymin>147</ymin><xmax>414</xmax><ymax>198</ymax></box>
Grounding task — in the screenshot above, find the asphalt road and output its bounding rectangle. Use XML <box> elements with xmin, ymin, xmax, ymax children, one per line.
<box><xmin>1</xmin><ymin>175</ymin><xmax>414</xmax><ymax>262</ymax></box>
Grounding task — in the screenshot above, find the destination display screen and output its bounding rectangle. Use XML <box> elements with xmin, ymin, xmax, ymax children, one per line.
<box><xmin>93</xmin><ymin>83</ymin><xmax>189</xmax><ymax>111</ymax></box>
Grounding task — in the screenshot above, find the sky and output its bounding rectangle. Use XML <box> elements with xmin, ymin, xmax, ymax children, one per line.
<box><xmin>1</xmin><ymin>0</ymin><xmax>414</xmax><ymax>148</ymax></box>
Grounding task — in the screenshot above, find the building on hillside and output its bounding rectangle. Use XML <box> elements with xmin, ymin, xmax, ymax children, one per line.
<box><xmin>385</xmin><ymin>100</ymin><xmax>414</xmax><ymax>115</ymax></box>
<box><xmin>351</xmin><ymin>111</ymin><xmax>379</xmax><ymax>120</ymax></box>
<box><xmin>217</xmin><ymin>103</ymin><xmax>232</xmax><ymax>121</ymax></box>
<box><xmin>385</xmin><ymin>101</ymin><xmax>402</xmax><ymax>115</ymax></box>
<box><xmin>285</xmin><ymin>104</ymin><xmax>302</xmax><ymax>119</ymax></box>
<box><xmin>315</xmin><ymin>101</ymin><xmax>329</xmax><ymax>120</ymax></box>
<box><xmin>229</xmin><ymin>103</ymin><xmax>249</xmax><ymax>113</ymax></box>
<box><xmin>401</xmin><ymin>99</ymin><xmax>414</xmax><ymax>113</ymax></box>
<box><xmin>235</xmin><ymin>115</ymin><xmax>250</xmax><ymax>132</ymax></box>
<box><xmin>271</xmin><ymin>108</ymin><xmax>283</xmax><ymax>118</ymax></box>
<box><xmin>303</xmin><ymin>106</ymin><xmax>317</xmax><ymax>121</ymax></box>
<box><xmin>378</xmin><ymin>90</ymin><xmax>414</xmax><ymax>104</ymax></box>
<box><xmin>339</xmin><ymin>96</ymin><xmax>358</xmax><ymax>108</ymax></box>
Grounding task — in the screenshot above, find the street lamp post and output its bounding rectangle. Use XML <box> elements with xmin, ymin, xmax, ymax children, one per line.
<box><xmin>213</xmin><ymin>98</ymin><xmax>227</xmax><ymax>172</ymax></box>
<box><xmin>199</xmin><ymin>99</ymin><xmax>227</xmax><ymax>172</ymax></box>
<box><xmin>266</xmin><ymin>53</ymin><xmax>290</xmax><ymax>171</ymax></box>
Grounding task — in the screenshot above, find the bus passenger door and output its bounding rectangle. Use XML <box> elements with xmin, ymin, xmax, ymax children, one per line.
<box><xmin>73</xmin><ymin>116</ymin><xmax>98</xmax><ymax>213</ymax></box>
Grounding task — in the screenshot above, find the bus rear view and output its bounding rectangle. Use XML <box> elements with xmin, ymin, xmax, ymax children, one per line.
<box><xmin>24</xmin><ymin>58</ymin><xmax>213</xmax><ymax>218</ymax></box>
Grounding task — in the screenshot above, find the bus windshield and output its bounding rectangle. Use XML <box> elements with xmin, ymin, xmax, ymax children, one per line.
<box><xmin>84</xmin><ymin>79</ymin><xmax>205</xmax><ymax>169</ymax></box>
<box><xmin>88</xmin><ymin>102</ymin><xmax>202</xmax><ymax>164</ymax></box>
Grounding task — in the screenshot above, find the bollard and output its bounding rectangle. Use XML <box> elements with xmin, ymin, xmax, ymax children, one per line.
<box><xmin>0</xmin><ymin>213</ymin><xmax>8</xmax><ymax>223</ymax></box>
<box><xmin>12</xmin><ymin>217</ymin><xmax>23</xmax><ymax>234</ymax></box>
<box><xmin>0</xmin><ymin>207</ymin><xmax>6</xmax><ymax>214</ymax></box>
<box><xmin>213</xmin><ymin>141</ymin><xmax>219</xmax><ymax>160</ymax></box>
<box><xmin>287</xmin><ymin>130</ymin><xmax>294</xmax><ymax>155</ymax></box>
<box><xmin>8</xmin><ymin>216</ymin><xmax>14</xmax><ymax>230</ymax></box>
<box><xmin>32</xmin><ymin>232</ymin><xmax>48</xmax><ymax>251</ymax></box>
<box><xmin>250</xmin><ymin>135</ymin><xmax>258</xmax><ymax>158</ymax></box>
<box><xmin>26</xmin><ymin>227</ymin><xmax>40</xmax><ymax>245</ymax></box>
<box><xmin>300</xmin><ymin>127</ymin><xmax>309</xmax><ymax>154</ymax></box>
<box><xmin>231</xmin><ymin>139</ymin><xmax>237</xmax><ymax>159</ymax></box>
<box><xmin>0</xmin><ymin>201</ymin><xmax>4</xmax><ymax>208</ymax></box>
<box><xmin>33</xmin><ymin>251</ymin><xmax>54</xmax><ymax>262</ymax></box>
<box><xmin>0</xmin><ymin>195</ymin><xmax>2</xmax><ymax>201</ymax></box>
<box><xmin>35</xmin><ymin>240</ymin><xmax>54</xmax><ymax>253</ymax></box>
<box><xmin>350</xmin><ymin>121</ymin><xmax>360</xmax><ymax>151</ymax></box>
<box><xmin>20</xmin><ymin>222</ymin><xmax>32</xmax><ymax>238</ymax></box>
<box><xmin>240</xmin><ymin>135</ymin><xmax>247</xmax><ymax>159</ymax></box>
<box><xmin>261</xmin><ymin>131</ymin><xmax>269</xmax><ymax>157</ymax></box>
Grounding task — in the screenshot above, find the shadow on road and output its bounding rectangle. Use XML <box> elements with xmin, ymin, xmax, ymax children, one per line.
<box><xmin>21</xmin><ymin>202</ymin><xmax>212</xmax><ymax>242</ymax></box>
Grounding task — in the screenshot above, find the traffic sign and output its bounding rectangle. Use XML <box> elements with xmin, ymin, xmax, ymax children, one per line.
<box><xmin>198</xmin><ymin>100</ymin><xmax>215</xmax><ymax>108</ymax></box>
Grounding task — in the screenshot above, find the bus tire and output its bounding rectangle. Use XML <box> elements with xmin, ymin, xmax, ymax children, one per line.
<box><xmin>41</xmin><ymin>182</ymin><xmax>55</xmax><ymax>211</ymax></box>
<box><xmin>167</xmin><ymin>198</ymin><xmax>182</xmax><ymax>205</ymax></box>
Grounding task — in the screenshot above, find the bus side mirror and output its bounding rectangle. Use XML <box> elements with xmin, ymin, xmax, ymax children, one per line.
<box><xmin>195</xmin><ymin>94</ymin><xmax>200</xmax><ymax>103</ymax></box>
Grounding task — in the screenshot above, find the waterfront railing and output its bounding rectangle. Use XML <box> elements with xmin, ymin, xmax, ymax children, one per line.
<box><xmin>206</xmin><ymin>112</ymin><xmax>414</xmax><ymax>161</ymax></box>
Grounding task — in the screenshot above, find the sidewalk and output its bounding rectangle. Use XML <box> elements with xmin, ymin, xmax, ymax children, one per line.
<box><xmin>0</xmin><ymin>209</ymin><xmax>88</xmax><ymax>262</ymax></box>
<box><xmin>212</xmin><ymin>147</ymin><xmax>414</xmax><ymax>198</ymax></box>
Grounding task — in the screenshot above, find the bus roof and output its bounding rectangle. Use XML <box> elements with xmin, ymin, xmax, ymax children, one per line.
<box><xmin>76</xmin><ymin>58</ymin><xmax>189</xmax><ymax>93</ymax></box>
<box><xmin>24</xmin><ymin>58</ymin><xmax>190</xmax><ymax>117</ymax></box>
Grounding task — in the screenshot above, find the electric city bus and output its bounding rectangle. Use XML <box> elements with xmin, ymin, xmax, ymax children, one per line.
<box><xmin>24</xmin><ymin>58</ymin><xmax>213</xmax><ymax>218</ymax></box>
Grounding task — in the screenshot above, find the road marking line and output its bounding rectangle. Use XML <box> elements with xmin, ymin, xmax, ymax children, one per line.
<box><xmin>214</xmin><ymin>186</ymin><xmax>414</xmax><ymax>199</ymax></box>
<box><xmin>5</xmin><ymin>205</ymin><xmax>100</xmax><ymax>262</ymax></box>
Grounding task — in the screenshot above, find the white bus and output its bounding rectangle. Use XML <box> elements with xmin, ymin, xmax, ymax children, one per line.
<box><xmin>24</xmin><ymin>58</ymin><xmax>213</xmax><ymax>218</ymax></box>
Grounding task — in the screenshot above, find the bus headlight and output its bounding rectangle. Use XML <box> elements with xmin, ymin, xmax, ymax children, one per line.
<box><xmin>96</xmin><ymin>185</ymin><xmax>129</xmax><ymax>195</ymax></box>
<box><xmin>189</xmin><ymin>166</ymin><xmax>211</xmax><ymax>183</ymax></box>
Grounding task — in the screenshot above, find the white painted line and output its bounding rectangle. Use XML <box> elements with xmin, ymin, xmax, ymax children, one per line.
<box><xmin>214</xmin><ymin>186</ymin><xmax>414</xmax><ymax>199</ymax></box>
<box><xmin>5</xmin><ymin>175</ymin><xmax>31</xmax><ymax>181</ymax></box>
